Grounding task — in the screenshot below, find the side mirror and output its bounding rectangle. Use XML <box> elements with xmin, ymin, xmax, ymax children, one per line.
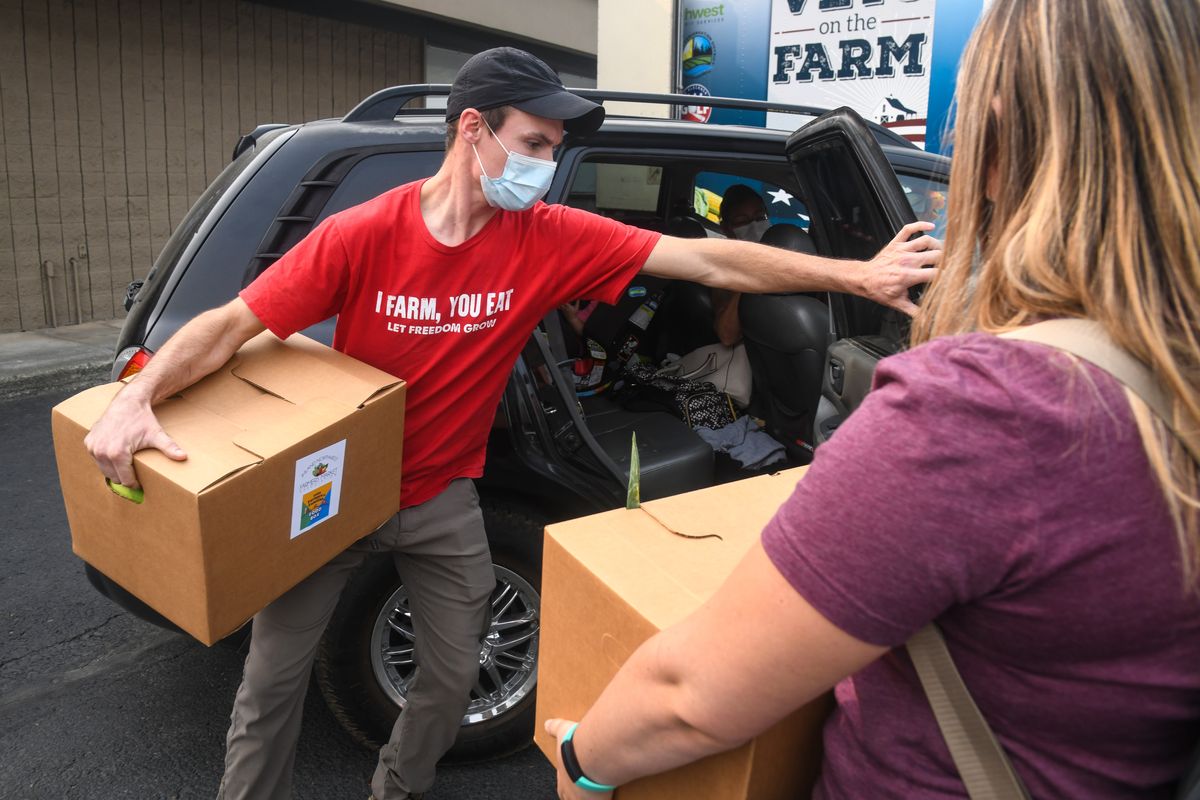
<box><xmin>124</xmin><ymin>280</ymin><xmax>144</xmax><ymax>312</ymax></box>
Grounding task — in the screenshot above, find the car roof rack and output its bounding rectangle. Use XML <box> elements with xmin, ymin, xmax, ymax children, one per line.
<box><xmin>342</xmin><ymin>84</ymin><xmax>916</xmax><ymax>149</ymax></box>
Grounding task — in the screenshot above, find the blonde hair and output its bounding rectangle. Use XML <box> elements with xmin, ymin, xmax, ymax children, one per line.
<box><xmin>911</xmin><ymin>0</ymin><xmax>1200</xmax><ymax>584</ymax></box>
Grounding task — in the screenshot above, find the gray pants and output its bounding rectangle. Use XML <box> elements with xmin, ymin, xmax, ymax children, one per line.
<box><xmin>216</xmin><ymin>478</ymin><xmax>495</xmax><ymax>800</ymax></box>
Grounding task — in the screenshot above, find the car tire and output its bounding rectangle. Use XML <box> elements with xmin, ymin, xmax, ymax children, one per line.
<box><xmin>314</xmin><ymin>495</ymin><xmax>546</xmax><ymax>763</ymax></box>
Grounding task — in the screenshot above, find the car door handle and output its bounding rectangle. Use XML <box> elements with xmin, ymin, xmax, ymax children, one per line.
<box><xmin>829</xmin><ymin>359</ymin><xmax>845</xmax><ymax>395</ymax></box>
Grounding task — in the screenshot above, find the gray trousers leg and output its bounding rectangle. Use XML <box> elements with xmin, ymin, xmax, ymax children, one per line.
<box><xmin>370</xmin><ymin>479</ymin><xmax>495</xmax><ymax>799</ymax></box>
<box><xmin>217</xmin><ymin>542</ymin><xmax>370</xmax><ymax>800</ymax></box>
<box><xmin>216</xmin><ymin>478</ymin><xmax>493</xmax><ymax>800</ymax></box>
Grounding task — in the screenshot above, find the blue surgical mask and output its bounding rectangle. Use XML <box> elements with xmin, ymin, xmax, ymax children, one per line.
<box><xmin>472</xmin><ymin>120</ymin><xmax>556</xmax><ymax>212</ymax></box>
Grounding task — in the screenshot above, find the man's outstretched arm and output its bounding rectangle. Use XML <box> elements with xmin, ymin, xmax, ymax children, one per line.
<box><xmin>642</xmin><ymin>221</ymin><xmax>940</xmax><ymax>316</ymax></box>
<box><xmin>85</xmin><ymin>297</ymin><xmax>266</xmax><ymax>489</ymax></box>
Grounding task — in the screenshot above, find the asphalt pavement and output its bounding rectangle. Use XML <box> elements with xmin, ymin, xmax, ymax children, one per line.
<box><xmin>0</xmin><ymin>329</ymin><xmax>557</xmax><ymax>799</ymax></box>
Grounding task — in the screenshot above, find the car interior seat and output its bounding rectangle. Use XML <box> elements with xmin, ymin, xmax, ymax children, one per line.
<box><xmin>760</xmin><ymin>221</ymin><xmax>816</xmax><ymax>253</ymax></box>
<box><xmin>663</xmin><ymin>216</ymin><xmax>709</xmax><ymax>239</ymax></box>
<box><xmin>650</xmin><ymin>216</ymin><xmax>720</xmax><ymax>361</ymax></box>
<box><xmin>579</xmin><ymin>400</ymin><xmax>715</xmax><ymax>499</ymax></box>
<box><xmin>738</xmin><ymin>223</ymin><xmax>830</xmax><ymax>461</ymax></box>
<box><xmin>565</xmin><ymin>216</ymin><xmax>720</xmax><ymax>498</ymax></box>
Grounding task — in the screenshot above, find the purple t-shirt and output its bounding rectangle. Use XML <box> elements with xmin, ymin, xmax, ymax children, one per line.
<box><xmin>762</xmin><ymin>333</ymin><xmax>1200</xmax><ymax>798</ymax></box>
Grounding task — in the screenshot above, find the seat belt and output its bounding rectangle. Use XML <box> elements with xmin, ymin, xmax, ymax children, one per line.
<box><xmin>542</xmin><ymin>310</ymin><xmax>577</xmax><ymax>389</ymax></box>
<box><xmin>542</xmin><ymin>311</ymin><xmax>571</xmax><ymax>365</ymax></box>
<box><xmin>906</xmin><ymin>318</ymin><xmax>1188</xmax><ymax>800</ymax></box>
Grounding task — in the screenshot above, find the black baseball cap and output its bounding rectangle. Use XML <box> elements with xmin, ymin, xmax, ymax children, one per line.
<box><xmin>446</xmin><ymin>47</ymin><xmax>605</xmax><ymax>136</ymax></box>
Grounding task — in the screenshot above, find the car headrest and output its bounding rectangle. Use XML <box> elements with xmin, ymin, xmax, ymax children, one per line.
<box><xmin>664</xmin><ymin>217</ymin><xmax>709</xmax><ymax>239</ymax></box>
<box><xmin>761</xmin><ymin>223</ymin><xmax>816</xmax><ymax>254</ymax></box>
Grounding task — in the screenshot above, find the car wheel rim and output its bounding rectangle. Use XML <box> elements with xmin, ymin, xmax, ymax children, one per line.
<box><xmin>369</xmin><ymin>564</ymin><xmax>540</xmax><ymax>726</ymax></box>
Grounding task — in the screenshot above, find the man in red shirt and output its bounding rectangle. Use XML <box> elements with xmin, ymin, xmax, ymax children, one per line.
<box><xmin>84</xmin><ymin>48</ymin><xmax>939</xmax><ymax>800</ymax></box>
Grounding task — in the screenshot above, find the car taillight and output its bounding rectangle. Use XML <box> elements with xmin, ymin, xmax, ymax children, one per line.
<box><xmin>113</xmin><ymin>346</ymin><xmax>153</xmax><ymax>381</ymax></box>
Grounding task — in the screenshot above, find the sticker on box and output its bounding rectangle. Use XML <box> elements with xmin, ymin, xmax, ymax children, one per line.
<box><xmin>290</xmin><ymin>440</ymin><xmax>347</xmax><ymax>539</ymax></box>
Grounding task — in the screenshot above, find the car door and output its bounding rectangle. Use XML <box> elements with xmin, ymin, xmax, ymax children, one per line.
<box><xmin>784</xmin><ymin>107</ymin><xmax>927</xmax><ymax>444</ymax></box>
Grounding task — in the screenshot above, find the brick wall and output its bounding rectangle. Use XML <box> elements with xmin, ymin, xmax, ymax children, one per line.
<box><xmin>0</xmin><ymin>0</ymin><xmax>423</xmax><ymax>332</ymax></box>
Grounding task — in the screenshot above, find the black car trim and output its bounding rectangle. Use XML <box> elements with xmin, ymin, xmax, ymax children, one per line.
<box><xmin>242</xmin><ymin>142</ymin><xmax>445</xmax><ymax>287</ymax></box>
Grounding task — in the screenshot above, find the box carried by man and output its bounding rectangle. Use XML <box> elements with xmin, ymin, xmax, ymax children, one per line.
<box><xmin>535</xmin><ymin>468</ymin><xmax>830</xmax><ymax>800</ymax></box>
<box><xmin>51</xmin><ymin>332</ymin><xmax>406</xmax><ymax>645</ymax></box>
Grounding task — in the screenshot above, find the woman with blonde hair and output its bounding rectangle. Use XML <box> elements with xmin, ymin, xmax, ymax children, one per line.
<box><xmin>545</xmin><ymin>0</ymin><xmax>1200</xmax><ymax>796</ymax></box>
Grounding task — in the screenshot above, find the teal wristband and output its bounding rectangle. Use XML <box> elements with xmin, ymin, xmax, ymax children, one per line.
<box><xmin>562</xmin><ymin>723</ymin><xmax>617</xmax><ymax>792</ymax></box>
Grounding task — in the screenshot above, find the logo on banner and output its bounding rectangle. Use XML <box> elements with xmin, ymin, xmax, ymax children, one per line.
<box><xmin>682</xmin><ymin>84</ymin><xmax>713</xmax><ymax>123</ymax></box>
<box><xmin>682</xmin><ymin>32</ymin><xmax>716</xmax><ymax>78</ymax></box>
<box><xmin>767</xmin><ymin>0</ymin><xmax>935</xmax><ymax>148</ymax></box>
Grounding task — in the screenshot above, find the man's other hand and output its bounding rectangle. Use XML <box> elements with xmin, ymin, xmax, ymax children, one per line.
<box><xmin>858</xmin><ymin>221</ymin><xmax>942</xmax><ymax>316</ymax></box>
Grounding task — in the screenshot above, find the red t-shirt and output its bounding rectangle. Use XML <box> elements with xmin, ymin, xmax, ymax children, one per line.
<box><xmin>240</xmin><ymin>180</ymin><xmax>660</xmax><ymax>508</ymax></box>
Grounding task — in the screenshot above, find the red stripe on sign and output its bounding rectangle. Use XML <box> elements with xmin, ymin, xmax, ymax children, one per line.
<box><xmin>883</xmin><ymin>118</ymin><xmax>928</xmax><ymax>128</ymax></box>
<box><xmin>904</xmin><ymin>134</ymin><xmax>926</xmax><ymax>143</ymax></box>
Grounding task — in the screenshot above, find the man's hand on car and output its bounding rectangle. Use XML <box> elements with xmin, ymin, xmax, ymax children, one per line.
<box><xmin>856</xmin><ymin>220</ymin><xmax>942</xmax><ymax>316</ymax></box>
<box><xmin>84</xmin><ymin>386</ymin><xmax>187</xmax><ymax>490</ymax></box>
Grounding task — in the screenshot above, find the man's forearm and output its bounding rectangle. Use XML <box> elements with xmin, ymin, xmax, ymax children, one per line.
<box><xmin>642</xmin><ymin>224</ymin><xmax>939</xmax><ymax>316</ymax></box>
<box><xmin>120</xmin><ymin>306</ymin><xmax>253</xmax><ymax>406</ymax></box>
<box><xmin>676</xmin><ymin>238</ymin><xmax>859</xmax><ymax>295</ymax></box>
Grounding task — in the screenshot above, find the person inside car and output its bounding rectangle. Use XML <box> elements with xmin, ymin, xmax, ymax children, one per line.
<box><xmin>545</xmin><ymin>0</ymin><xmax>1200</xmax><ymax>797</ymax></box>
<box><xmin>712</xmin><ymin>183</ymin><xmax>770</xmax><ymax>347</ymax></box>
<box><xmin>81</xmin><ymin>47</ymin><xmax>939</xmax><ymax>800</ymax></box>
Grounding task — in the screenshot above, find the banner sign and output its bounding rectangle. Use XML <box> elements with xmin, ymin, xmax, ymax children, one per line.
<box><xmin>677</xmin><ymin>0</ymin><xmax>987</xmax><ymax>153</ymax></box>
<box><xmin>767</xmin><ymin>0</ymin><xmax>935</xmax><ymax>146</ymax></box>
<box><xmin>680</xmin><ymin>0</ymin><xmax>773</xmax><ymax>127</ymax></box>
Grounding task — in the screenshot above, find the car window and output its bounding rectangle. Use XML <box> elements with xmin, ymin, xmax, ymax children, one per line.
<box><xmin>315</xmin><ymin>150</ymin><xmax>443</xmax><ymax>223</ymax></box>
<box><xmin>896</xmin><ymin>171</ymin><xmax>949</xmax><ymax>239</ymax></box>
<box><xmin>692</xmin><ymin>171</ymin><xmax>810</xmax><ymax>231</ymax></box>
<box><xmin>565</xmin><ymin>162</ymin><xmax>663</xmax><ymax>220</ymax></box>
<box><xmin>141</xmin><ymin>143</ymin><xmax>259</xmax><ymax>292</ymax></box>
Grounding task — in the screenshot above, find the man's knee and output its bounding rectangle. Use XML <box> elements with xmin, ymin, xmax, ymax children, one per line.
<box><xmin>413</xmin><ymin>631</ymin><xmax>486</xmax><ymax>698</ymax></box>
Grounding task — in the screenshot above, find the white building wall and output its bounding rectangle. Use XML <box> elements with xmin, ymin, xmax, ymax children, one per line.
<box><xmin>596</xmin><ymin>0</ymin><xmax>675</xmax><ymax>116</ymax></box>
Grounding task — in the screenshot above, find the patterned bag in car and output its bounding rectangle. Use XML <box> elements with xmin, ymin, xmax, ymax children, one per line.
<box><xmin>678</xmin><ymin>386</ymin><xmax>737</xmax><ymax>429</ymax></box>
<box><xmin>621</xmin><ymin>364</ymin><xmax>737</xmax><ymax>430</ymax></box>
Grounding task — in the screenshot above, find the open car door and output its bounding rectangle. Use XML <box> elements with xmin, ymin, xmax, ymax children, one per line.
<box><xmin>785</xmin><ymin>107</ymin><xmax>926</xmax><ymax>445</ymax></box>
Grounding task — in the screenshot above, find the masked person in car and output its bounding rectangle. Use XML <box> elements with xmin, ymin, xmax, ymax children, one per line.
<box><xmin>713</xmin><ymin>183</ymin><xmax>771</xmax><ymax>347</ymax></box>
<box><xmin>81</xmin><ymin>47</ymin><xmax>939</xmax><ymax>800</ymax></box>
<box><xmin>544</xmin><ymin>1</ymin><xmax>1200</xmax><ymax>798</ymax></box>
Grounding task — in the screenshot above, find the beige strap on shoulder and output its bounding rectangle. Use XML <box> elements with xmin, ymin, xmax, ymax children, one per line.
<box><xmin>906</xmin><ymin>625</ymin><xmax>1032</xmax><ymax>800</ymax></box>
<box><xmin>1000</xmin><ymin>318</ymin><xmax>1173</xmax><ymax>428</ymax></box>
<box><xmin>1001</xmin><ymin>319</ymin><xmax>1197</xmax><ymax>464</ymax></box>
<box><xmin>907</xmin><ymin>318</ymin><xmax>1181</xmax><ymax>800</ymax></box>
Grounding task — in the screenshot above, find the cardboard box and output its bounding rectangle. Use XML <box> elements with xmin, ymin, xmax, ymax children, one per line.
<box><xmin>535</xmin><ymin>468</ymin><xmax>831</xmax><ymax>799</ymax></box>
<box><xmin>51</xmin><ymin>332</ymin><xmax>406</xmax><ymax>645</ymax></box>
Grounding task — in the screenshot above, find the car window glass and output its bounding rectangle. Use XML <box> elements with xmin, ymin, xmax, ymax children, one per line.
<box><xmin>896</xmin><ymin>171</ymin><xmax>949</xmax><ymax>239</ymax></box>
<box><xmin>145</xmin><ymin>144</ymin><xmax>258</xmax><ymax>289</ymax></box>
<box><xmin>789</xmin><ymin>136</ymin><xmax>898</xmax><ymax>262</ymax></box>
<box><xmin>315</xmin><ymin>150</ymin><xmax>443</xmax><ymax>224</ymax></box>
<box><xmin>692</xmin><ymin>171</ymin><xmax>810</xmax><ymax>232</ymax></box>
<box><xmin>565</xmin><ymin>162</ymin><xmax>662</xmax><ymax>218</ymax></box>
